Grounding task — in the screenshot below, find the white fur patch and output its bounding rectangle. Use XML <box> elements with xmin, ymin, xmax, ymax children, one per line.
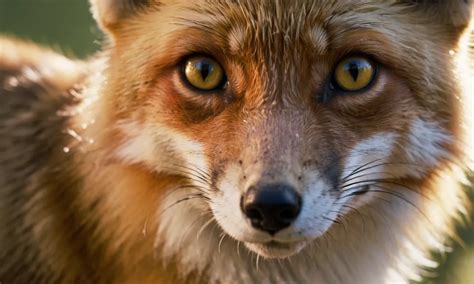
<box><xmin>405</xmin><ymin>118</ymin><xmax>451</xmax><ymax>168</ymax></box>
<box><xmin>387</xmin><ymin>118</ymin><xmax>452</xmax><ymax>179</ymax></box>
<box><xmin>341</xmin><ymin>132</ymin><xmax>397</xmax><ymax>191</ymax></box>
<box><xmin>115</xmin><ymin>120</ymin><xmax>208</xmax><ymax>186</ymax></box>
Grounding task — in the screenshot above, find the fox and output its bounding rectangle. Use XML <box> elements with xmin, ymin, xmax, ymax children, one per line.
<box><xmin>0</xmin><ymin>0</ymin><xmax>473</xmax><ymax>283</ymax></box>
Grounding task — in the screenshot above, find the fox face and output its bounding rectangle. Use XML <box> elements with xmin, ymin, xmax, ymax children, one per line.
<box><xmin>90</xmin><ymin>0</ymin><xmax>471</xmax><ymax>268</ymax></box>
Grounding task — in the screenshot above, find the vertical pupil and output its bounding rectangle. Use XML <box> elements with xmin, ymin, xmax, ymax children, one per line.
<box><xmin>348</xmin><ymin>62</ymin><xmax>359</xmax><ymax>82</ymax></box>
<box><xmin>199</xmin><ymin>61</ymin><xmax>211</xmax><ymax>81</ymax></box>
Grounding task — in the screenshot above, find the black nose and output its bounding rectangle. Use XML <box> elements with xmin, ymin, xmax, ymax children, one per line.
<box><xmin>241</xmin><ymin>184</ymin><xmax>302</xmax><ymax>234</ymax></box>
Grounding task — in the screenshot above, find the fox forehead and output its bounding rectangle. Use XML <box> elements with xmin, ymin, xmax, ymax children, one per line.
<box><xmin>160</xmin><ymin>1</ymin><xmax>399</xmax><ymax>58</ymax></box>
<box><xmin>122</xmin><ymin>0</ymin><xmax>453</xmax><ymax>99</ymax></box>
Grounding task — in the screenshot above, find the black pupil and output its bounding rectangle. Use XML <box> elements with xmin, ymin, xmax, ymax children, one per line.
<box><xmin>198</xmin><ymin>60</ymin><xmax>213</xmax><ymax>81</ymax></box>
<box><xmin>348</xmin><ymin>62</ymin><xmax>360</xmax><ymax>82</ymax></box>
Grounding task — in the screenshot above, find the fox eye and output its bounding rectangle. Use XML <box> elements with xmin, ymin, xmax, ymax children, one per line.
<box><xmin>333</xmin><ymin>56</ymin><xmax>376</xmax><ymax>92</ymax></box>
<box><xmin>182</xmin><ymin>56</ymin><xmax>226</xmax><ymax>91</ymax></box>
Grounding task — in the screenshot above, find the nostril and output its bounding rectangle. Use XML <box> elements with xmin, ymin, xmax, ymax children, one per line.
<box><xmin>279</xmin><ymin>207</ymin><xmax>299</xmax><ymax>222</ymax></box>
<box><xmin>245</xmin><ymin>207</ymin><xmax>263</xmax><ymax>221</ymax></box>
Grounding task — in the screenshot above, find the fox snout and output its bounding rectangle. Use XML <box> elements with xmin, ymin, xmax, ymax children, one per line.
<box><xmin>241</xmin><ymin>183</ymin><xmax>302</xmax><ymax>235</ymax></box>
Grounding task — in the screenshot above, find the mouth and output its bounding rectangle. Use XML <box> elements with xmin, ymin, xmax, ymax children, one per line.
<box><xmin>244</xmin><ymin>240</ymin><xmax>308</xmax><ymax>259</ymax></box>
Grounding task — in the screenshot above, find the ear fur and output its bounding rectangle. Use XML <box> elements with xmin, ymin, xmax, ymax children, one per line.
<box><xmin>401</xmin><ymin>0</ymin><xmax>473</xmax><ymax>32</ymax></box>
<box><xmin>90</xmin><ymin>0</ymin><xmax>154</xmax><ymax>32</ymax></box>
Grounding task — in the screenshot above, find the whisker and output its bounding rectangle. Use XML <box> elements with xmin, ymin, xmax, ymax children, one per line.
<box><xmin>342</xmin><ymin>204</ymin><xmax>363</xmax><ymax>218</ymax></box>
<box><xmin>338</xmin><ymin>185</ymin><xmax>370</xmax><ymax>200</ymax></box>
<box><xmin>159</xmin><ymin>186</ymin><xmax>210</xmax><ymax>204</ymax></box>
<box><xmin>159</xmin><ymin>194</ymin><xmax>208</xmax><ymax>216</ymax></box>
<box><xmin>256</xmin><ymin>253</ymin><xmax>261</xmax><ymax>271</ymax></box>
<box><xmin>218</xmin><ymin>233</ymin><xmax>227</xmax><ymax>254</ymax></box>
<box><xmin>368</xmin><ymin>186</ymin><xmax>430</xmax><ymax>221</ymax></box>
<box><xmin>168</xmin><ymin>185</ymin><xmax>211</xmax><ymax>195</ymax></box>
<box><xmin>322</xmin><ymin>216</ymin><xmax>342</xmax><ymax>225</ymax></box>
<box><xmin>343</xmin><ymin>160</ymin><xmax>427</xmax><ymax>182</ymax></box>
<box><xmin>341</xmin><ymin>178</ymin><xmax>431</xmax><ymax>201</ymax></box>
<box><xmin>197</xmin><ymin>218</ymin><xmax>215</xmax><ymax>242</ymax></box>
<box><xmin>341</xmin><ymin>158</ymin><xmax>383</xmax><ymax>182</ymax></box>
<box><xmin>237</xmin><ymin>240</ymin><xmax>242</xmax><ymax>258</ymax></box>
<box><xmin>161</xmin><ymin>166</ymin><xmax>210</xmax><ymax>186</ymax></box>
<box><xmin>341</xmin><ymin>171</ymin><xmax>398</xmax><ymax>185</ymax></box>
<box><xmin>169</xmin><ymin>162</ymin><xmax>211</xmax><ymax>179</ymax></box>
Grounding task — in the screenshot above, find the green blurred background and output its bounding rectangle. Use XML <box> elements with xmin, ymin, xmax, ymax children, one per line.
<box><xmin>0</xmin><ymin>0</ymin><xmax>99</xmax><ymax>58</ymax></box>
<box><xmin>0</xmin><ymin>1</ymin><xmax>473</xmax><ymax>283</ymax></box>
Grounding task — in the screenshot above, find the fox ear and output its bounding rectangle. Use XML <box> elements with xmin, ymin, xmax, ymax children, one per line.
<box><xmin>403</xmin><ymin>0</ymin><xmax>473</xmax><ymax>33</ymax></box>
<box><xmin>90</xmin><ymin>0</ymin><xmax>155</xmax><ymax>32</ymax></box>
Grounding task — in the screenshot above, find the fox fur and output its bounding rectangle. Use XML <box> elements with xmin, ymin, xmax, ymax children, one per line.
<box><xmin>0</xmin><ymin>1</ymin><xmax>473</xmax><ymax>283</ymax></box>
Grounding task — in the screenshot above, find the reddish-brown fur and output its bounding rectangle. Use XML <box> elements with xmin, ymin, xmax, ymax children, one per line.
<box><xmin>0</xmin><ymin>1</ymin><xmax>473</xmax><ymax>283</ymax></box>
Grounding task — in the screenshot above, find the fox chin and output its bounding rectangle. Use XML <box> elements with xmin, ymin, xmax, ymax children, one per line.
<box><xmin>0</xmin><ymin>0</ymin><xmax>473</xmax><ymax>283</ymax></box>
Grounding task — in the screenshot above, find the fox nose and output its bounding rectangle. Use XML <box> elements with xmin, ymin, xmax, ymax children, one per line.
<box><xmin>241</xmin><ymin>184</ymin><xmax>302</xmax><ymax>234</ymax></box>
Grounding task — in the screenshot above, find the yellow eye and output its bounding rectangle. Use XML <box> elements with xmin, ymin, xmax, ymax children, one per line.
<box><xmin>183</xmin><ymin>56</ymin><xmax>226</xmax><ymax>91</ymax></box>
<box><xmin>333</xmin><ymin>56</ymin><xmax>376</xmax><ymax>92</ymax></box>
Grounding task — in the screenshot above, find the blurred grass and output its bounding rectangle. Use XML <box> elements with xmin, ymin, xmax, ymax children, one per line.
<box><xmin>0</xmin><ymin>1</ymin><xmax>473</xmax><ymax>283</ymax></box>
<box><xmin>419</xmin><ymin>173</ymin><xmax>474</xmax><ymax>284</ymax></box>
<box><xmin>0</xmin><ymin>0</ymin><xmax>99</xmax><ymax>58</ymax></box>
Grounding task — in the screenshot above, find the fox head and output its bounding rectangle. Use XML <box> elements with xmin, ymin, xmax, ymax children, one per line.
<box><xmin>88</xmin><ymin>0</ymin><xmax>472</xmax><ymax>262</ymax></box>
